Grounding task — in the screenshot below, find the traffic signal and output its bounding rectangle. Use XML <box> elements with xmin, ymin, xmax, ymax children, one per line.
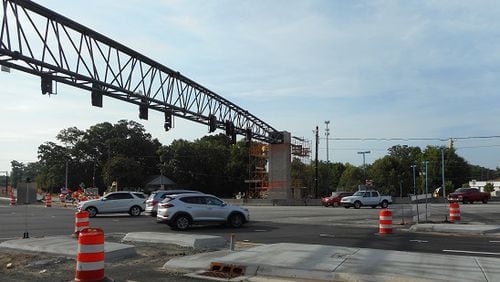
<box><xmin>139</xmin><ymin>99</ymin><xmax>148</xmax><ymax>120</ymax></box>
<box><xmin>91</xmin><ymin>84</ymin><xmax>103</xmax><ymax>107</ymax></box>
<box><xmin>41</xmin><ymin>74</ymin><xmax>52</xmax><ymax>94</ymax></box>
<box><xmin>225</xmin><ymin>121</ymin><xmax>234</xmax><ymax>136</ymax></box>
<box><xmin>231</xmin><ymin>132</ymin><xmax>237</xmax><ymax>144</ymax></box>
<box><xmin>246</xmin><ymin>128</ymin><xmax>252</xmax><ymax>142</ymax></box>
<box><xmin>209</xmin><ymin>115</ymin><xmax>217</xmax><ymax>133</ymax></box>
<box><xmin>164</xmin><ymin>110</ymin><xmax>172</xmax><ymax>131</ymax></box>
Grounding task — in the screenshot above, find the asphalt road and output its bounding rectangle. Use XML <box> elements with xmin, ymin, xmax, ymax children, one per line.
<box><xmin>1</xmin><ymin>201</ymin><xmax>499</xmax><ymax>258</ymax></box>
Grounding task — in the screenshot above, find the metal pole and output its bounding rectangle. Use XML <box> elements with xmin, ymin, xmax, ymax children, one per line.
<box><xmin>441</xmin><ymin>148</ymin><xmax>448</xmax><ymax>221</ymax></box>
<box><xmin>325</xmin><ymin>121</ymin><xmax>330</xmax><ymax>163</ymax></box>
<box><xmin>65</xmin><ymin>159</ymin><xmax>68</xmax><ymax>189</ymax></box>
<box><xmin>400</xmin><ymin>181</ymin><xmax>405</xmax><ymax>224</ymax></box>
<box><xmin>424</xmin><ymin>161</ymin><xmax>429</xmax><ymax>222</ymax></box>
<box><xmin>412</xmin><ymin>165</ymin><xmax>419</xmax><ymax>223</ymax></box>
<box><xmin>314</xmin><ymin>126</ymin><xmax>319</xmax><ymax>198</ymax></box>
<box><xmin>357</xmin><ymin>151</ymin><xmax>370</xmax><ymax>181</ymax></box>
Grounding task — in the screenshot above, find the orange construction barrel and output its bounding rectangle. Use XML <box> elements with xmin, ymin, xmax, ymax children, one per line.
<box><xmin>449</xmin><ymin>202</ymin><xmax>461</xmax><ymax>221</ymax></box>
<box><xmin>74</xmin><ymin>211</ymin><xmax>90</xmax><ymax>237</ymax></box>
<box><xmin>379</xmin><ymin>209</ymin><xmax>393</xmax><ymax>234</ymax></box>
<box><xmin>75</xmin><ymin>227</ymin><xmax>105</xmax><ymax>282</ymax></box>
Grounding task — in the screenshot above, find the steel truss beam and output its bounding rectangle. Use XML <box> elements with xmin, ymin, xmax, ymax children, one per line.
<box><xmin>0</xmin><ymin>0</ymin><xmax>283</xmax><ymax>143</ymax></box>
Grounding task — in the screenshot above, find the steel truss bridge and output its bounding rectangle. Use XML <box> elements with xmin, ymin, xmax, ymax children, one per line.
<box><xmin>0</xmin><ymin>0</ymin><xmax>283</xmax><ymax>144</ymax></box>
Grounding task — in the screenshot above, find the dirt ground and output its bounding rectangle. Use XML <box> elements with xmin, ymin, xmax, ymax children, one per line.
<box><xmin>0</xmin><ymin>234</ymin><xmax>209</xmax><ymax>282</ymax></box>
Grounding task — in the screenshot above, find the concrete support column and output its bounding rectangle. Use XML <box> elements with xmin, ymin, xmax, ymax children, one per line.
<box><xmin>268</xmin><ymin>131</ymin><xmax>291</xmax><ymax>200</ymax></box>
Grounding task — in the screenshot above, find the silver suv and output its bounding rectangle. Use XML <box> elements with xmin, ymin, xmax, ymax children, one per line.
<box><xmin>156</xmin><ymin>193</ymin><xmax>250</xmax><ymax>230</ymax></box>
<box><xmin>145</xmin><ymin>189</ymin><xmax>200</xmax><ymax>216</ymax></box>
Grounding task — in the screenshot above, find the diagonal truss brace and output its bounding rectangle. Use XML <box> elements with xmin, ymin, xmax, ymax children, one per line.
<box><xmin>0</xmin><ymin>0</ymin><xmax>283</xmax><ymax>143</ymax></box>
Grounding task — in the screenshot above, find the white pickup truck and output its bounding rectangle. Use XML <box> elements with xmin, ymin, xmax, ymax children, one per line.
<box><xmin>340</xmin><ymin>190</ymin><xmax>392</xmax><ymax>209</ymax></box>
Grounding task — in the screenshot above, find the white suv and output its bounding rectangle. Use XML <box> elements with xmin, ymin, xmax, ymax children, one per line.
<box><xmin>156</xmin><ymin>193</ymin><xmax>250</xmax><ymax>230</ymax></box>
<box><xmin>77</xmin><ymin>191</ymin><xmax>146</xmax><ymax>217</ymax></box>
<box><xmin>145</xmin><ymin>189</ymin><xmax>200</xmax><ymax>216</ymax></box>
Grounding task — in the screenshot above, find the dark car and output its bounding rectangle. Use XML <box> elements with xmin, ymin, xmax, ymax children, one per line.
<box><xmin>321</xmin><ymin>192</ymin><xmax>354</xmax><ymax>207</ymax></box>
<box><xmin>447</xmin><ymin>188</ymin><xmax>491</xmax><ymax>204</ymax></box>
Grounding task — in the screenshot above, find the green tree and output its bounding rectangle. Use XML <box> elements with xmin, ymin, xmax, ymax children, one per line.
<box><xmin>484</xmin><ymin>183</ymin><xmax>494</xmax><ymax>193</ymax></box>
<box><xmin>36</xmin><ymin>120</ymin><xmax>162</xmax><ymax>193</ymax></box>
<box><xmin>370</xmin><ymin>156</ymin><xmax>400</xmax><ymax>196</ymax></box>
<box><xmin>338</xmin><ymin>164</ymin><xmax>363</xmax><ymax>191</ymax></box>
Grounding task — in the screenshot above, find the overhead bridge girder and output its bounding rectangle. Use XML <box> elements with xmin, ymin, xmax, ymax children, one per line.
<box><xmin>0</xmin><ymin>0</ymin><xmax>283</xmax><ymax>144</ymax></box>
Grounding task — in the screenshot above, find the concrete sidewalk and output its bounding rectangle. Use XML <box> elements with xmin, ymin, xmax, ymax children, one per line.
<box><xmin>0</xmin><ymin>235</ymin><xmax>136</xmax><ymax>261</ymax></box>
<box><xmin>166</xmin><ymin>242</ymin><xmax>500</xmax><ymax>282</ymax></box>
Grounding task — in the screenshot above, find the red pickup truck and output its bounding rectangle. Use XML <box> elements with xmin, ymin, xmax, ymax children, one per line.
<box><xmin>447</xmin><ymin>188</ymin><xmax>491</xmax><ymax>204</ymax></box>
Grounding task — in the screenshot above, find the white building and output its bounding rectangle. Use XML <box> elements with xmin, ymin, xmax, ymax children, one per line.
<box><xmin>469</xmin><ymin>179</ymin><xmax>500</xmax><ymax>195</ymax></box>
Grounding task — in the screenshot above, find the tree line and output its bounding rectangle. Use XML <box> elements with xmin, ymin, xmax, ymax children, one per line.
<box><xmin>4</xmin><ymin>120</ymin><xmax>499</xmax><ymax>197</ymax></box>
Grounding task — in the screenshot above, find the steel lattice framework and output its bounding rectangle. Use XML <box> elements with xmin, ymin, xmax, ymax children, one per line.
<box><xmin>0</xmin><ymin>0</ymin><xmax>283</xmax><ymax>143</ymax></box>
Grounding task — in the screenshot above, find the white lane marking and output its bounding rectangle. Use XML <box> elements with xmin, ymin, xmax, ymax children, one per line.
<box><xmin>254</xmin><ymin>229</ymin><xmax>268</xmax><ymax>232</ymax></box>
<box><xmin>319</xmin><ymin>233</ymin><xmax>335</xmax><ymax>238</ymax></box>
<box><xmin>410</xmin><ymin>240</ymin><xmax>428</xmax><ymax>243</ymax></box>
<box><xmin>443</xmin><ymin>250</ymin><xmax>500</xmax><ymax>256</ymax></box>
<box><xmin>490</xmin><ymin>241</ymin><xmax>500</xmax><ymax>243</ymax></box>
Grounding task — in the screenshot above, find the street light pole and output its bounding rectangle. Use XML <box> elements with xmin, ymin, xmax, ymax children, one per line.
<box><xmin>357</xmin><ymin>151</ymin><xmax>371</xmax><ymax>182</ymax></box>
<box><xmin>314</xmin><ymin>126</ymin><xmax>319</xmax><ymax>198</ymax></box>
<box><xmin>65</xmin><ymin>159</ymin><xmax>68</xmax><ymax>189</ymax></box>
<box><xmin>411</xmin><ymin>164</ymin><xmax>419</xmax><ymax>223</ymax></box>
<box><xmin>424</xmin><ymin>160</ymin><xmax>429</xmax><ymax>222</ymax></box>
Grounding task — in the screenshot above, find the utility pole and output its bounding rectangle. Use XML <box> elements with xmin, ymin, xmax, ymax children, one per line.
<box><xmin>357</xmin><ymin>151</ymin><xmax>371</xmax><ymax>181</ymax></box>
<box><xmin>324</xmin><ymin>121</ymin><xmax>330</xmax><ymax>162</ymax></box>
<box><xmin>314</xmin><ymin>126</ymin><xmax>319</xmax><ymax>198</ymax></box>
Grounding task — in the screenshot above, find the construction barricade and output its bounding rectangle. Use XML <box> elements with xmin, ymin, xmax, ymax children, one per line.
<box><xmin>59</xmin><ymin>193</ymin><xmax>67</xmax><ymax>207</ymax></box>
<box><xmin>45</xmin><ymin>193</ymin><xmax>52</xmax><ymax>207</ymax></box>
<box><xmin>75</xmin><ymin>227</ymin><xmax>105</xmax><ymax>282</ymax></box>
<box><xmin>74</xmin><ymin>211</ymin><xmax>90</xmax><ymax>237</ymax></box>
<box><xmin>449</xmin><ymin>202</ymin><xmax>461</xmax><ymax>221</ymax></box>
<box><xmin>9</xmin><ymin>193</ymin><xmax>16</xmax><ymax>205</ymax></box>
<box><xmin>379</xmin><ymin>209</ymin><xmax>393</xmax><ymax>234</ymax></box>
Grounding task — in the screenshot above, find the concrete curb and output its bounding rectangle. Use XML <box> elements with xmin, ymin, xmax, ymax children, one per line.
<box><xmin>123</xmin><ymin>232</ymin><xmax>227</xmax><ymax>249</ymax></box>
<box><xmin>0</xmin><ymin>235</ymin><xmax>136</xmax><ymax>261</ymax></box>
<box><xmin>410</xmin><ymin>223</ymin><xmax>500</xmax><ymax>236</ymax></box>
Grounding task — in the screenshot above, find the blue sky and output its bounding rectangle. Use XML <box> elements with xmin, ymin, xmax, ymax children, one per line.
<box><xmin>1</xmin><ymin>0</ymin><xmax>500</xmax><ymax>172</ymax></box>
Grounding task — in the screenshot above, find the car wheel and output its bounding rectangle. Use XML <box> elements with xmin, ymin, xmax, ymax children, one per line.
<box><xmin>228</xmin><ymin>213</ymin><xmax>244</xmax><ymax>228</ymax></box>
<box><xmin>129</xmin><ymin>206</ymin><xmax>142</xmax><ymax>216</ymax></box>
<box><xmin>332</xmin><ymin>202</ymin><xmax>339</xmax><ymax>207</ymax></box>
<box><xmin>354</xmin><ymin>201</ymin><xmax>361</xmax><ymax>209</ymax></box>
<box><xmin>86</xmin><ymin>207</ymin><xmax>97</xmax><ymax>218</ymax></box>
<box><xmin>173</xmin><ymin>215</ymin><xmax>191</xmax><ymax>231</ymax></box>
<box><xmin>462</xmin><ymin>199</ymin><xmax>467</xmax><ymax>204</ymax></box>
<box><xmin>381</xmin><ymin>200</ymin><xmax>389</xmax><ymax>209</ymax></box>
<box><xmin>482</xmin><ymin>199</ymin><xmax>488</xmax><ymax>204</ymax></box>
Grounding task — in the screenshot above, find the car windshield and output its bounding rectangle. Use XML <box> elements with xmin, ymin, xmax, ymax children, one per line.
<box><xmin>331</xmin><ymin>192</ymin><xmax>340</xmax><ymax>197</ymax></box>
<box><xmin>353</xmin><ymin>191</ymin><xmax>364</xmax><ymax>196</ymax></box>
<box><xmin>455</xmin><ymin>188</ymin><xmax>467</xmax><ymax>193</ymax></box>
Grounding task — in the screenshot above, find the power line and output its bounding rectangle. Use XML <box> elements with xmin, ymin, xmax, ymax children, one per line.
<box><xmin>329</xmin><ymin>135</ymin><xmax>500</xmax><ymax>141</ymax></box>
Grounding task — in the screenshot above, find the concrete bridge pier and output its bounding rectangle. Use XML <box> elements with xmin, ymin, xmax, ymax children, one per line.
<box><xmin>268</xmin><ymin>131</ymin><xmax>292</xmax><ymax>200</ymax></box>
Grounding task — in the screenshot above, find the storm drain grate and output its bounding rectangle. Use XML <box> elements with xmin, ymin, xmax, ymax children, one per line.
<box><xmin>198</xmin><ymin>262</ymin><xmax>246</xmax><ymax>279</ymax></box>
